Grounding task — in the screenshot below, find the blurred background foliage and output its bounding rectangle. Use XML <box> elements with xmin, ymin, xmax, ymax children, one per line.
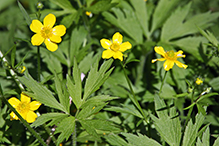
<box><xmin>1</xmin><ymin>0</ymin><xmax>219</xmax><ymax>145</ymax></box>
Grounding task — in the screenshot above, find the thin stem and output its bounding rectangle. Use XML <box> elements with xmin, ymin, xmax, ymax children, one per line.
<box><xmin>0</xmin><ymin>90</ymin><xmax>47</xmax><ymax>146</ymax></box>
<box><xmin>0</xmin><ymin>50</ymin><xmax>24</xmax><ymax>91</ymax></box>
<box><xmin>120</xmin><ymin>62</ymin><xmax>147</xmax><ymax>122</ymax></box>
<box><xmin>183</xmin><ymin>86</ymin><xmax>197</xmax><ymax>132</ymax></box>
<box><xmin>37</xmin><ymin>46</ymin><xmax>41</xmax><ymax>82</ymax></box>
<box><xmin>76</xmin><ymin>0</ymin><xmax>82</xmax><ymax>8</ymax></box>
<box><xmin>159</xmin><ymin>71</ymin><xmax>168</xmax><ymax>96</ymax></box>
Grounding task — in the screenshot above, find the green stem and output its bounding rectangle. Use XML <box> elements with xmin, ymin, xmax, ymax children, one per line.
<box><xmin>37</xmin><ymin>46</ymin><xmax>41</xmax><ymax>82</ymax></box>
<box><xmin>183</xmin><ymin>86</ymin><xmax>197</xmax><ymax>131</ymax></box>
<box><xmin>76</xmin><ymin>0</ymin><xmax>82</xmax><ymax>8</ymax></box>
<box><xmin>0</xmin><ymin>88</ymin><xmax>47</xmax><ymax>146</ymax></box>
<box><xmin>159</xmin><ymin>71</ymin><xmax>167</xmax><ymax>96</ymax></box>
<box><xmin>120</xmin><ymin>62</ymin><xmax>147</xmax><ymax>122</ymax></box>
<box><xmin>0</xmin><ymin>50</ymin><xmax>24</xmax><ymax>91</ymax></box>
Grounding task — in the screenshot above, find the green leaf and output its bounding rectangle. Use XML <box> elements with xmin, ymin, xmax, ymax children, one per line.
<box><xmin>196</xmin><ymin>104</ymin><xmax>206</xmax><ymax>116</ymax></box>
<box><xmin>79</xmin><ymin>119</ymin><xmax>120</xmax><ymax>140</ymax></box>
<box><xmin>161</xmin><ymin>2</ymin><xmax>219</xmax><ymax>42</ymax></box>
<box><xmin>49</xmin><ymin>0</ymin><xmax>74</xmax><ymax>10</ymax></box>
<box><xmin>69</xmin><ymin>26</ymin><xmax>88</xmax><ymax>67</ymax></box>
<box><xmin>129</xmin><ymin>0</ymin><xmax>150</xmax><ymax>38</ymax></box>
<box><xmin>196</xmin><ymin>127</ymin><xmax>210</xmax><ymax>146</ymax></box>
<box><xmin>102</xmin><ymin>8</ymin><xmax>143</xmax><ymax>43</ymax></box>
<box><xmin>150</xmin><ymin>95</ymin><xmax>181</xmax><ymax>146</ymax></box>
<box><xmin>105</xmin><ymin>104</ymin><xmax>143</xmax><ymax>118</ymax></box>
<box><xmin>79</xmin><ymin>51</ymin><xmax>100</xmax><ymax>74</ymax></box>
<box><xmin>160</xmin><ymin>2</ymin><xmax>191</xmax><ymax>42</ymax></box>
<box><xmin>18</xmin><ymin>73</ymin><xmax>68</xmax><ymax>113</ymax></box>
<box><xmin>54</xmin><ymin>72</ymin><xmax>70</xmax><ymax>113</ymax></box>
<box><xmin>182</xmin><ymin>113</ymin><xmax>205</xmax><ymax>146</ymax></box>
<box><xmin>209</xmin><ymin>77</ymin><xmax>219</xmax><ymax>91</ymax></box>
<box><xmin>213</xmin><ymin>137</ymin><xmax>219</xmax><ymax>146</ymax></box>
<box><xmin>151</xmin><ymin>0</ymin><xmax>180</xmax><ymax>33</ymax></box>
<box><xmin>77</xmin><ymin>102</ymin><xmax>107</xmax><ymax>119</ymax></box>
<box><xmin>0</xmin><ymin>0</ymin><xmax>14</xmax><ymax>11</ymax></box>
<box><xmin>86</xmin><ymin>0</ymin><xmax>118</xmax><ymax>14</ymax></box>
<box><xmin>83</xmin><ymin>58</ymin><xmax>114</xmax><ymax>100</ymax></box>
<box><xmin>121</xmin><ymin>132</ymin><xmax>161</xmax><ymax>146</ymax></box>
<box><xmin>54</xmin><ymin>116</ymin><xmax>75</xmax><ymax>145</ymax></box>
<box><xmin>31</xmin><ymin>113</ymin><xmax>68</xmax><ymax>127</ymax></box>
<box><xmin>67</xmin><ymin>58</ymin><xmax>82</xmax><ymax>109</ymax></box>
<box><xmin>104</xmin><ymin>133</ymin><xmax>128</xmax><ymax>146</ymax></box>
<box><xmin>17</xmin><ymin>0</ymin><xmax>31</xmax><ymax>26</ymax></box>
<box><xmin>198</xmin><ymin>27</ymin><xmax>219</xmax><ymax>47</ymax></box>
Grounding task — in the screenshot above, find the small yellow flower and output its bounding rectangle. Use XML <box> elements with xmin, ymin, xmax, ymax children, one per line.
<box><xmin>92</xmin><ymin>106</ymin><xmax>95</xmax><ymax>110</ymax></box>
<box><xmin>152</xmin><ymin>46</ymin><xmax>188</xmax><ymax>71</ymax></box>
<box><xmin>8</xmin><ymin>92</ymin><xmax>41</xmax><ymax>123</ymax></box>
<box><xmin>30</xmin><ymin>13</ymin><xmax>66</xmax><ymax>52</ymax></box>
<box><xmin>100</xmin><ymin>32</ymin><xmax>132</xmax><ymax>61</ymax></box>
<box><xmin>21</xmin><ymin>66</ymin><xmax>26</xmax><ymax>73</ymax></box>
<box><xmin>85</xmin><ymin>11</ymin><xmax>93</xmax><ymax>17</ymax></box>
<box><xmin>196</xmin><ymin>78</ymin><xmax>203</xmax><ymax>85</ymax></box>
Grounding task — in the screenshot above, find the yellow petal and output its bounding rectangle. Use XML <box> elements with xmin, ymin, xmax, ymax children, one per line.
<box><xmin>154</xmin><ymin>46</ymin><xmax>166</xmax><ymax>56</ymax></box>
<box><xmin>26</xmin><ymin>111</ymin><xmax>37</xmax><ymax>123</ymax></box>
<box><xmin>31</xmin><ymin>33</ymin><xmax>44</xmax><ymax>46</ymax></box>
<box><xmin>8</xmin><ymin>97</ymin><xmax>20</xmax><ymax>108</ymax></box>
<box><xmin>102</xmin><ymin>49</ymin><xmax>114</xmax><ymax>59</ymax></box>
<box><xmin>152</xmin><ymin>58</ymin><xmax>166</xmax><ymax>63</ymax></box>
<box><xmin>43</xmin><ymin>13</ymin><xmax>56</xmax><ymax>28</ymax></box>
<box><xmin>52</xmin><ymin>25</ymin><xmax>66</xmax><ymax>36</ymax></box>
<box><xmin>163</xmin><ymin>60</ymin><xmax>174</xmax><ymax>71</ymax></box>
<box><xmin>30</xmin><ymin>20</ymin><xmax>43</xmax><ymax>33</ymax></box>
<box><xmin>112</xmin><ymin>32</ymin><xmax>123</xmax><ymax>44</ymax></box>
<box><xmin>120</xmin><ymin>42</ymin><xmax>132</xmax><ymax>52</ymax></box>
<box><xmin>175</xmin><ymin>61</ymin><xmax>188</xmax><ymax>69</ymax></box>
<box><xmin>21</xmin><ymin>93</ymin><xmax>31</xmax><ymax>103</ymax></box>
<box><xmin>100</xmin><ymin>39</ymin><xmax>112</xmax><ymax>49</ymax></box>
<box><xmin>10</xmin><ymin>112</ymin><xmax>19</xmax><ymax>120</ymax></box>
<box><xmin>176</xmin><ymin>50</ymin><xmax>186</xmax><ymax>58</ymax></box>
<box><xmin>113</xmin><ymin>51</ymin><xmax>123</xmax><ymax>61</ymax></box>
<box><xmin>50</xmin><ymin>35</ymin><xmax>62</xmax><ymax>43</ymax></box>
<box><xmin>45</xmin><ymin>39</ymin><xmax>58</xmax><ymax>52</ymax></box>
<box><xmin>30</xmin><ymin>101</ymin><xmax>41</xmax><ymax>111</ymax></box>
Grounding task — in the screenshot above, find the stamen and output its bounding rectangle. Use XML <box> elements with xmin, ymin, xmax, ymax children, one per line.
<box><xmin>110</xmin><ymin>43</ymin><xmax>120</xmax><ymax>52</ymax></box>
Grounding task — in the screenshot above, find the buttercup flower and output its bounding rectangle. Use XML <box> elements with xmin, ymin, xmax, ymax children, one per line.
<box><xmin>152</xmin><ymin>46</ymin><xmax>188</xmax><ymax>71</ymax></box>
<box><xmin>100</xmin><ymin>32</ymin><xmax>132</xmax><ymax>61</ymax></box>
<box><xmin>30</xmin><ymin>13</ymin><xmax>66</xmax><ymax>52</ymax></box>
<box><xmin>196</xmin><ymin>78</ymin><xmax>203</xmax><ymax>85</ymax></box>
<box><xmin>8</xmin><ymin>92</ymin><xmax>41</xmax><ymax>123</ymax></box>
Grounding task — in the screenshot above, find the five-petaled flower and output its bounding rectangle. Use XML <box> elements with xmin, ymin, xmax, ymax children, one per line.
<box><xmin>8</xmin><ymin>92</ymin><xmax>41</xmax><ymax>123</ymax></box>
<box><xmin>100</xmin><ymin>32</ymin><xmax>132</xmax><ymax>61</ymax></box>
<box><xmin>30</xmin><ymin>13</ymin><xmax>66</xmax><ymax>52</ymax></box>
<box><xmin>196</xmin><ymin>78</ymin><xmax>203</xmax><ymax>85</ymax></box>
<box><xmin>152</xmin><ymin>46</ymin><xmax>188</xmax><ymax>71</ymax></box>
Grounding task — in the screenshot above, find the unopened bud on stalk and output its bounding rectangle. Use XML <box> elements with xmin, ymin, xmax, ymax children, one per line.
<box><xmin>37</xmin><ymin>2</ymin><xmax>43</xmax><ymax>9</ymax></box>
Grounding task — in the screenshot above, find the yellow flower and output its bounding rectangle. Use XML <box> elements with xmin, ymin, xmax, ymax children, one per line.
<box><xmin>21</xmin><ymin>66</ymin><xmax>26</xmax><ymax>73</ymax></box>
<box><xmin>100</xmin><ymin>32</ymin><xmax>132</xmax><ymax>61</ymax></box>
<box><xmin>152</xmin><ymin>46</ymin><xmax>188</xmax><ymax>71</ymax></box>
<box><xmin>196</xmin><ymin>78</ymin><xmax>203</xmax><ymax>85</ymax></box>
<box><xmin>30</xmin><ymin>13</ymin><xmax>66</xmax><ymax>52</ymax></box>
<box><xmin>85</xmin><ymin>11</ymin><xmax>93</xmax><ymax>17</ymax></box>
<box><xmin>8</xmin><ymin>92</ymin><xmax>41</xmax><ymax>123</ymax></box>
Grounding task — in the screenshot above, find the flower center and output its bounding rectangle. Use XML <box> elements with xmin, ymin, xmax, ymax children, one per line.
<box><xmin>17</xmin><ymin>102</ymin><xmax>30</xmax><ymax>114</ymax></box>
<box><xmin>41</xmin><ymin>26</ymin><xmax>53</xmax><ymax>38</ymax></box>
<box><xmin>166</xmin><ymin>50</ymin><xmax>176</xmax><ymax>60</ymax></box>
<box><xmin>110</xmin><ymin>43</ymin><xmax>120</xmax><ymax>52</ymax></box>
